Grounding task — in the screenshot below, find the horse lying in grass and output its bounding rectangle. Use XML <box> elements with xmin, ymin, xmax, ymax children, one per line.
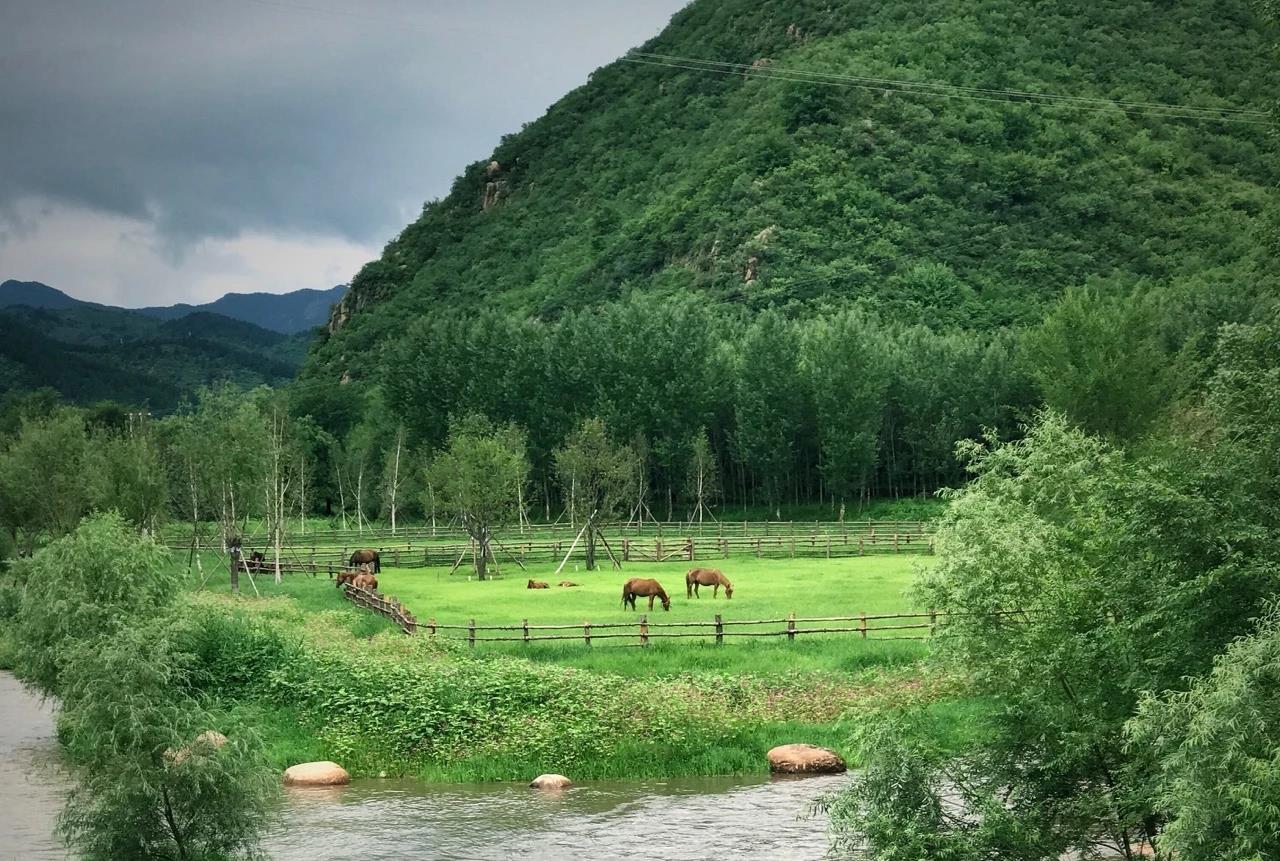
<box><xmin>622</xmin><ymin>578</ymin><xmax>671</xmax><ymax>612</ymax></box>
<box><xmin>558</xmin><ymin>581</ymin><xmax>579</xmax><ymax>587</ymax></box>
<box><xmin>528</xmin><ymin>579</ymin><xmax>550</xmax><ymax>589</ymax></box>
<box><xmin>686</xmin><ymin>567</ymin><xmax>733</xmax><ymax>599</ymax></box>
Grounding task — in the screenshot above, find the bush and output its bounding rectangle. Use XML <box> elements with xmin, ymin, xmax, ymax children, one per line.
<box><xmin>13</xmin><ymin>511</ymin><xmax>175</xmax><ymax>694</ymax></box>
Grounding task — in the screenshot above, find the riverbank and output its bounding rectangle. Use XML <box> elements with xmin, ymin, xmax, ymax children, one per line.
<box><xmin>182</xmin><ymin>577</ymin><xmax>973</xmax><ymax>784</ymax></box>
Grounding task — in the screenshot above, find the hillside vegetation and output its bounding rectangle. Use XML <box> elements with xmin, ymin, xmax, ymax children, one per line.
<box><xmin>297</xmin><ymin>0</ymin><xmax>1278</xmax><ymax>510</ymax></box>
<box><xmin>0</xmin><ymin>305</ymin><xmax>307</xmax><ymax>410</ymax></box>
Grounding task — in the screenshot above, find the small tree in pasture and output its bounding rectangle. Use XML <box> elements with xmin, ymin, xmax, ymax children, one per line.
<box><xmin>554</xmin><ymin>418</ymin><xmax>633</xmax><ymax>571</ymax></box>
<box><xmin>685</xmin><ymin>427</ymin><xmax>721</xmax><ymax>523</ymax></box>
<box><xmin>381</xmin><ymin>425</ymin><xmax>408</xmax><ymax>535</ymax></box>
<box><xmin>426</xmin><ymin>416</ymin><xmax>529</xmax><ymax>579</ymax></box>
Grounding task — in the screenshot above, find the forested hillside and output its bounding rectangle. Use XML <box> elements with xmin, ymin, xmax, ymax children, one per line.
<box><xmin>296</xmin><ymin>0</ymin><xmax>1277</xmax><ymax>514</ymax></box>
<box><xmin>0</xmin><ymin>306</ymin><xmax>307</xmax><ymax>411</ymax></box>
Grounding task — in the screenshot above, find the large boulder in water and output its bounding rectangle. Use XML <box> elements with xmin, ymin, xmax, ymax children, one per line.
<box><xmin>767</xmin><ymin>744</ymin><xmax>846</xmax><ymax>775</ymax></box>
<box><xmin>283</xmin><ymin>761</ymin><xmax>351</xmax><ymax>787</ymax></box>
<box><xmin>529</xmin><ymin>773</ymin><xmax>572</xmax><ymax>790</ymax></box>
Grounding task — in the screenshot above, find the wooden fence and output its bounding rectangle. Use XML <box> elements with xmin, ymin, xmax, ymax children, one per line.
<box><xmin>339</xmin><ymin>583</ymin><xmax>418</xmax><ymax>635</ymax></box>
<box><xmin>231</xmin><ymin>527</ymin><xmax>933</xmax><ymax>577</ymax></box>
<box><xmin>413</xmin><ymin>610</ymin><xmax>951</xmax><ymax>647</ymax></box>
<box><xmin>165</xmin><ymin>519</ymin><xmax>934</xmax><ymax>551</ymax></box>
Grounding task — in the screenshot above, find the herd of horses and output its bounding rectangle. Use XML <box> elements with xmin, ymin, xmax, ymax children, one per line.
<box><xmin>319</xmin><ymin>547</ymin><xmax>733</xmax><ymax>615</ymax></box>
<box><xmin>525</xmin><ymin>567</ymin><xmax>734</xmax><ymax>613</ymax></box>
<box><xmin>620</xmin><ymin>568</ymin><xmax>732</xmax><ymax>612</ymax></box>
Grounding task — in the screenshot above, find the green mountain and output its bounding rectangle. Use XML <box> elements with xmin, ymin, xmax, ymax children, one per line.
<box><xmin>291</xmin><ymin>0</ymin><xmax>1276</xmax><ymax>510</ymax></box>
<box><xmin>0</xmin><ymin>305</ymin><xmax>308</xmax><ymax>411</ymax></box>
<box><xmin>0</xmin><ymin>279</ymin><xmax>344</xmax><ymax>335</ymax></box>
<box><xmin>135</xmin><ymin>285</ymin><xmax>346</xmax><ymax>334</ymax></box>
<box><xmin>307</xmin><ymin>0</ymin><xmax>1278</xmax><ymax>386</ymax></box>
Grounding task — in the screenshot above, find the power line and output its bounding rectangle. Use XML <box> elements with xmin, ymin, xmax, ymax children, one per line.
<box><xmin>631</xmin><ymin>51</ymin><xmax>1270</xmax><ymax>118</ymax></box>
<box><xmin>623</xmin><ymin>54</ymin><xmax>1274</xmax><ymax>126</ymax></box>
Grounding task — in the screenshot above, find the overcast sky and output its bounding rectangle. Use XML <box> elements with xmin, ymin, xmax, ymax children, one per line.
<box><xmin>0</xmin><ymin>0</ymin><xmax>685</xmax><ymax>306</ymax></box>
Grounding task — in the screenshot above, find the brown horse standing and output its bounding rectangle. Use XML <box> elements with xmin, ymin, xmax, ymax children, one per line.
<box><xmin>352</xmin><ymin>572</ymin><xmax>378</xmax><ymax>591</ymax></box>
<box><xmin>686</xmin><ymin>567</ymin><xmax>733</xmax><ymax>599</ymax></box>
<box><xmin>622</xmin><ymin>578</ymin><xmax>671</xmax><ymax>611</ymax></box>
<box><xmin>349</xmin><ymin>548</ymin><xmax>381</xmax><ymax>573</ymax></box>
<box><xmin>335</xmin><ymin>569</ymin><xmax>360</xmax><ymax>588</ymax></box>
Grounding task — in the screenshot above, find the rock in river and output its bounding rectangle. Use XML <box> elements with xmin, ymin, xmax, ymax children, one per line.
<box><xmin>283</xmin><ymin>761</ymin><xmax>351</xmax><ymax>787</ymax></box>
<box><xmin>529</xmin><ymin>773</ymin><xmax>572</xmax><ymax>790</ymax></box>
<box><xmin>766</xmin><ymin>744</ymin><xmax>847</xmax><ymax>775</ymax></box>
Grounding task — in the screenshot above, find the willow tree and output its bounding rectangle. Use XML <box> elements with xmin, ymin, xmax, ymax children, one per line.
<box><xmin>426</xmin><ymin>416</ymin><xmax>528</xmax><ymax>580</ymax></box>
<box><xmin>554</xmin><ymin>418</ymin><xmax>633</xmax><ymax>571</ymax></box>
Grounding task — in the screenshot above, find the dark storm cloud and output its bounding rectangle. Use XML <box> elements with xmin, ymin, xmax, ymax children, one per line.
<box><xmin>0</xmin><ymin>0</ymin><xmax>685</xmax><ymax>247</ymax></box>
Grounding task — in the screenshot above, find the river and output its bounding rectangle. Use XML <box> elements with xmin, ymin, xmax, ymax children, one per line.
<box><xmin>2</xmin><ymin>671</ymin><xmax>844</xmax><ymax>859</ymax></box>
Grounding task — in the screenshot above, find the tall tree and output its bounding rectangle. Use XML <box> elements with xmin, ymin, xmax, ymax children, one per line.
<box><xmin>554</xmin><ymin>418</ymin><xmax>633</xmax><ymax>571</ymax></box>
<box><xmin>425</xmin><ymin>415</ymin><xmax>529</xmax><ymax>579</ymax></box>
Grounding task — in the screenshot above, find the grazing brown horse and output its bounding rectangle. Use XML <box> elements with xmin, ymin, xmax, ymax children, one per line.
<box><xmin>686</xmin><ymin>567</ymin><xmax>733</xmax><ymax>599</ymax></box>
<box><xmin>349</xmin><ymin>548</ymin><xmax>381</xmax><ymax>573</ymax></box>
<box><xmin>528</xmin><ymin>579</ymin><xmax>550</xmax><ymax>589</ymax></box>
<box><xmin>558</xmin><ymin>581</ymin><xmax>579</xmax><ymax>587</ymax></box>
<box><xmin>335</xmin><ymin>569</ymin><xmax>360</xmax><ymax>588</ymax></box>
<box><xmin>352</xmin><ymin>572</ymin><xmax>378</xmax><ymax>591</ymax></box>
<box><xmin>622</xmin><ymin>578</ymin><xmax>671</xmax><ymax>612</ymax></box>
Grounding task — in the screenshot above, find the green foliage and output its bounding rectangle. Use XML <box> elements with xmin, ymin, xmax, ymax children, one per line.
<box><xmin>0</xmin><ymin>408</ymin><xmax>91</xmax><ymax>547</ymax></box>
<box><xmin>13</xmin><ymin>511</ymin><xmax>175</xmax><ymax>693</ymax></box>
<box><xmin>554</xmin><ymin>418</ymin><xmax>634</xmax><ymax>568</ymax></box>
<box><xmin>425</xmin><ymin>415</ymin><xmax>530</xmax><ymax>577</ymax></box>
<box><xmin>828</xmin><ymin>400</ymin><xmax>1280</xmax><ymax>858</ymax></box>
<box><xmin>86</xmin><ymin>426</ymin><xmax>169</xmax><ymax>531</ymax></box>
<box><xmin>1025</xmin><ymin>287</ymin><xmax>1192</xmax><ymax>439</ymax></box>
<box><xmin>56</xmin><ymin>620</ymin><xmax>276</xmax><ymax>861</ymax></box>
<box><xmin>0</xmin><ymin>305</ymin><xmax>303</xmax><ymax>411</ymax></box>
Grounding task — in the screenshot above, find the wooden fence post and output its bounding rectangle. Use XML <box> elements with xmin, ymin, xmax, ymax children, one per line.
<box><xmin>584</xmin><ymin>621</ymin><xmax>592</xmax><ymax>646</ymax></box>
<box><xmin>428</xmin><ymin>617</ymin><xmax>437</xmax><ymax>636</ymax></box>
<box><xmin>522</xmin><ymin>618</ymin><xmax>530</xmax><ymax>643</ymax></box>
<box><xmin>714</xmin><ymin>613</ymin><xmax>723</xmax><ymax>645</ymax></box>
<box><xmin>860</xmin><ymin>613</ymin><xmax>867</xmax><ymax>639</ymax></box>
<box><xmin>686</xmin><ymin>538</ymin><xmax>694</xmax><ymax>561</ymax></box>
<box><xmin>787</xmin><ymin>612</ymin><xmax>796</xmax><ymax>642</ymax></box>
<box><xmin>468</xmin><ymin>619</ymin><xmax>476</xmax><ymax>648</ymax></box>
<box><xmin>929</xmin><ymin>609</ymin><xmax>937</xmax><ymax>637</ymax></box>
<box><xmin>640</xmin><ymin>614</ymin><xmax>649</xmax><ymax>647</ymax></box>
<box><xmin>623</xmin><ymin>539</ymin><xmax>630</xmax><ymax>562</ymax></box>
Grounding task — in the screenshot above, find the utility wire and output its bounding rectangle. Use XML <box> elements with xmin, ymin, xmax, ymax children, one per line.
<box><xmin>631</xmin><ymin>51</ymin><xmax>1270</xmax><ymax>118</ymax></box>
<box><xmin>623</xmin><ymin>54</ymin><xmax>1274</xmax><ymax>126</ymax></box>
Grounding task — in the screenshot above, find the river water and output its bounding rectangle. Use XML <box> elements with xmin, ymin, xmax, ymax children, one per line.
<box><xmin>0</xmin><ymin>672</ymin><xmax>67</xmax><ymax>860</ymax></box>
<box><xmin>2</xmin><ymin>671</ymin><xmax>844</xmax><ymax>860</ymax></box>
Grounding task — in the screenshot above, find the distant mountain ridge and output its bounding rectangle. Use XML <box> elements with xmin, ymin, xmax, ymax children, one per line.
<box><xmin>0</xmin><ymin>280</ymin><xmax>345</xmax><ymax>334</ymax></box>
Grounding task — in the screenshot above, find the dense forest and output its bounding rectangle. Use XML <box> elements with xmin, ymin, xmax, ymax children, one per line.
<box><xmin>293</xmin><ymin>0</ymin><xmax>1277</xmax><ymax>513</ymax></box>
<box><xmin>0</xmin><ymin>304</ymin><xmax>309</xmax><ymax>411</ymax></box>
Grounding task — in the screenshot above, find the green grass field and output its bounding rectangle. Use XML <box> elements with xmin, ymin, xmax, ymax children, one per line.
<box><xmin>192</xmin><ymin>553</ymin><xmax>933</xmax><ymax>677</ymax></box>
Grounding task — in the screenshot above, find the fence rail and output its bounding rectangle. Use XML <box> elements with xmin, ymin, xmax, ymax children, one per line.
<box><xmin>228</xmin><ymin>528</ymin><xmax>933</xmax><ymax>577</ymax></box>
<box><xmin>416</xmin><ymin>610</ymin><xmax>954</xmax><ymax>647</ymax></box>
<box><xmin>164</xmin><ymin>519</ymin><xmax>934</xmax><ymax>551</ymax></box>
<box><xmin>339</xmin><ymin>584</ymin><xmax>417</xmax><ymax>635</ymax></box>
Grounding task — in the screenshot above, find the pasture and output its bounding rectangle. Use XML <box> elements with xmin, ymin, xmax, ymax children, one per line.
<box><xmin>194</xmin><ymin>553</ymin><xmax>934</xmax><ymax>678</ymax></box>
